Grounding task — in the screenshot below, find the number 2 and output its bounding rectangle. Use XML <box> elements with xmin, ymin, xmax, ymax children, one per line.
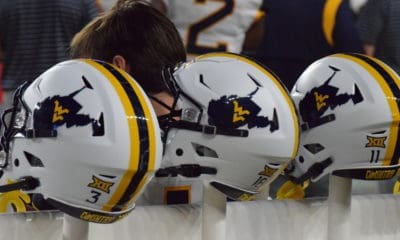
<box><xmin>186</xmin><ymin>0</ymin><xmax>234</xmax><ymax>55</ymax></box>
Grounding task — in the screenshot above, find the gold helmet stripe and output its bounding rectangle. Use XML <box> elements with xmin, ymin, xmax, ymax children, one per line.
<box><xmin>111</xmin><ymin>65</ymin><xmax>158</xmax><ymax>210</ymax></box>
<box><xmin>334</xmin><ymin>53</ymin><xmax>400</xmax><ymax>166</ymax></box>
<box><xmin>322</xmin><ymin>0</ymin><xmax>342</xmax><ymax>46</ymax></box>
<box><xmin>81</xmin><ymin>59</ymin><xmax>157</xmax><ymax>212</ymax></box>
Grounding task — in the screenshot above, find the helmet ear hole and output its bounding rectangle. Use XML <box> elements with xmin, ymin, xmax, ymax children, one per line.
<box><xmin>23</xmin><ymin>151</ymin><xmax>44</xmax><ymax>167</ymax></box>
<box><xmin>191</xmin><ymin>142</ymin><xmax>218</xmax><ymax>158</ymax></box>
<box><xmin>303</xmin><ymin>143</ymin><xmax>325</xmax><ymax>154</ymax></box>
<box><xmin>175</xmin><ymin>148</ymin><xmax>183</xmax><ymax>156</ymax></box>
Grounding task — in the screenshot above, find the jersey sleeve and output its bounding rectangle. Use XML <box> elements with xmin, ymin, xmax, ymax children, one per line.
<box><xmin>331</xmin><ymin>0</ymin><xmax>363</xmax><ymax>53</ymax></box>
<box><xmin>81</xmin><ymin>0</ymin><xmax>102</xmax><ymax>26</ymax></box>
<box><xmin>356</xmin><ymin>0</ymin><xmax>387</xmax><ymax>45</ymax></box>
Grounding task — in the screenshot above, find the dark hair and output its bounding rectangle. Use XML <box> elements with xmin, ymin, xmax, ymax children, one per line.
<box><xmin>70</xmin><ymin>1</ymin><xmax>186</xmax><ymax>94</ymax></box>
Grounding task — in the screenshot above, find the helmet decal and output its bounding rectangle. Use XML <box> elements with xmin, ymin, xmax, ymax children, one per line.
<box><xmin>207</xmin><ymin>87</ymin><xmax>279</xmax><ymax>132</ymax></box>
<box><xmin>365</xmin><ymin>135</ymin><xmax>387</xmax><ymax>149</ymax></box>
<box><xmin>290</xmin><ymin>53</ymin><xmax>400</xmax><ymax>183</ymax></box>
<box><xmin>160</xmin><ymin>52</ymin><xmax>298</xmax><ymax>200</ymax></box>
<box><xmin>298</xmin><ymin>65</ymin><xmax>364</xmax><ymax>129</ymax></box>
<box><xmin>88</xmin><ymin>60</ymin><xmax>158</xmax><ymax>213</ymax></box>
<box><xmin>0</xmin><ymin>59</ymin><xmax>162</xmax><ymax>223</ymax></box>
<box><xmin>365</xmin><ymin>131</ymin><xmax>387</xmax><ymax>164</ymax></box>
<box><xmin>343</xmin><ymin>53</ymin><xmax>400</xmax><ymax>166</ymax></box>
<box><xmin>33</xmin><ymin>76</ymin><xmax>104</xmax><ymax>136</ymax></box>
<box><xmin>87</xmin><ymin>175</ymin><xmax>115</xmax><ymax>195</ymax></box>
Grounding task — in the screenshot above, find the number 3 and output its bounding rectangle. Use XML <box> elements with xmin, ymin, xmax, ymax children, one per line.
<box><xmin>186</xmin><ymin>0</ymin><xmax>234</xmax><ymax>55</ymax></box>
<box><xmin>86</xmin><ymin>190</ymin><xmax>101</xmax><ymax>204</ymax></box>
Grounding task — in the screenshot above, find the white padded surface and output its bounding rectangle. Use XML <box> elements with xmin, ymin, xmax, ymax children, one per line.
<box><xmin>1</xmin><ymin>194</ymin><xmax>400</xmax><ymax>240</ymax></box>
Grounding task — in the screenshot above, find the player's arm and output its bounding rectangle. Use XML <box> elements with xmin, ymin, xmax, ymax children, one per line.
<box><xmin>330</xmin><ymin>0</ymin><xmax>364</xmax><ymax>53</ymax></box>
<box><xmin>94</xmin><ymin>0</ymin><xmax>105</xmax><ymax>12</ymax></box>
<box><xmin>0</xmin><ymin>2</ymin><xmax>4</xmax><ymax>61</ymax></box>
<box><xmin>242</xmin><ymin>6</ymin><xmax>267</xmax><ymax>56</ymax></box>
<box><xmin>363</xmin><ymin>44</ymin><xmax>375</xmax><ymax>56</ymax></box>
<box><xmin>82</xmin><ymin>0</ymin><xmax>103</xmax><ymax>24</ymax></box>
<box><xmin>0</xmin><ymin>41</ymin><xmax>3</xmax><ymax>61</ymax></box>
<box><xmin>356</xmin><ymin>0</ymin><xmax>385</xmax><ymax>56</ymax></box>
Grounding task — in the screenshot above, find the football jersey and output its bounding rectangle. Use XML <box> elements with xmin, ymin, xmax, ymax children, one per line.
<box><xmin>159</xmin><ymin>0</ymin><xmax>266</xmax><ymax>57</ymax></box>
<box><xmin>98</xmin><ymin>0</ymin><xmax>117</xmax><ymax>11</ymax></box>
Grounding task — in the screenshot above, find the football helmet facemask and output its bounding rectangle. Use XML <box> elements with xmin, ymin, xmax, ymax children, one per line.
<box><xmin>155</xmin><ymin>52</ymin><xmax>299</xmax><ymax>200</ymax></box>
<box><xmin>0</xmin><ymin>59</ymin><xmax>162</xmax><ymax>223</ymax></box>
<box><xmin>290</xmin><ymin>53</ymin><xmax>400</xmax><ymax>183</ymax></box>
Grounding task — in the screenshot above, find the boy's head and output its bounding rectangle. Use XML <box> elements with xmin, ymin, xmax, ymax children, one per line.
<box><xmin>70</xmin><ymin>0</ymin><xmax>186</xmax><ymax>94</ymax></box>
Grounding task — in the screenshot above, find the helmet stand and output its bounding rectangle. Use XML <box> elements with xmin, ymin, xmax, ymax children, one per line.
<box><xmin>202</xmin><ymin>180</ymin><xmax>226</xmax><ymax>240</ymax></box>
<box><xmin>62</xmin><ymin>214</ymin><xmax>89</xmax><ymax>240</ymax></box>
<box><xmin>327</xmin><ymin>174</ymin><xmax>352</xmax><ymax>240</ymax></box>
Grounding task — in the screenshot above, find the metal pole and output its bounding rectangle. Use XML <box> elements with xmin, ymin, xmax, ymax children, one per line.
<box><xmin>327</xmin><ymin>174</ymin><xmax>352</xmax><ymax>240</ymax></box>
<box><xmin>202</xmin><ymin>181</ymin><xmax>226</xmax><ymax>240</ymax></box>
<box><xmin>62</xmin><ymin>214</ymin><xmax>89</xmax><ymax>240</ymax></box>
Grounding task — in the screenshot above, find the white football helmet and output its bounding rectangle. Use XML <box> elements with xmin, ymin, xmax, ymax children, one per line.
<box><xmin>156</xmin><ymin>52</ymin><xmax>299</xmax><ymax>200</ymax></box>
<box><xmin>0</xmin><ymin>59</ymin><xmax>162</xmax><ymax>223</ymax></box>
<box><xmin>290</xmin><ymin>53</ymin><xmax>400</xmax><ymax>183</ymax></box>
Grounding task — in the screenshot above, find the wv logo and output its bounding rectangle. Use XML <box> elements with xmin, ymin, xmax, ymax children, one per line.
<box><xmin>298</xmin><ymin>66</ymin><xmax>364</xmax><ymax>130</ymax></box>
<box><xmin>233</xmin><ymin>100</ymin><xmax>250</xmax><ymax>123</ymax></box>
<box><xmin>208</xmin><ymin>87</ymin><xmax>279</xmax><ymax>132</ymax></box>
<box><xmin>33</xmin><ymin>76</ymin><xmax>104</xmax><ymax>136</ymax></box>
<box><xmin>314</xmin><ymin>92</ymin><xmax>329</xmax><ymax>111</ymax></box>
<box><xmin>52</xmin><ymin>100</ymin><xmax>69</xmax><ymax>123</ymax></box>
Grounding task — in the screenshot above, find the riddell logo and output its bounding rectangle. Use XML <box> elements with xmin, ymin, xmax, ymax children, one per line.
<box><xmin>365</xmin><ymin>169</ymin><xmax>396</xmax><ymax>180</ymax></box>
<box><xmin>80</xmin><ymin>211</ymin><xmax>116</xmax><ymax>224</ymax></box>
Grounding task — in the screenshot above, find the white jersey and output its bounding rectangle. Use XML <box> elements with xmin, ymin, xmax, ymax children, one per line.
<box><xmin>160</xmin><ymin>0</ymin><xmax>266</xmax><ymax>57</ymax></box>
<box><xmin>98</xmin><ymin>0</ymin><xmax>117</xmax><ymax>11</ymax></box>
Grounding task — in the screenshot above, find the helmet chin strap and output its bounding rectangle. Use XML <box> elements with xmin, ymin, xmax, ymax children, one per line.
<box><xmin>0</xmin><ymin>176</ymin><xmax>39</xmax><ymax>193</ymax></box>
<box><xmin>290</xmin><ymin>157</ymin><xmax>333</xmax><ymax>184</ymax></box>
<box><xmin>254</xmin><ymin>158</ymin><xmax>295</xmax><ymax>200</ymax></box>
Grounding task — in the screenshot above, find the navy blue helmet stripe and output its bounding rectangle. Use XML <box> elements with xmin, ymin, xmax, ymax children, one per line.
<box><xmin>347</xmin><ymin>53</ymin><xmax>400</xmax><ymax>166</ymax></box>
<box><xmin>99</xmin><ymin>62</ymin><xmax>150</xmax><ymax>212</ymax></box>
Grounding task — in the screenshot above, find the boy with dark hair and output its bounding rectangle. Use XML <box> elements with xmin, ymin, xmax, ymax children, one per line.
<box><xmin>71</xmin><ymin>1</ymin><xmax>204</xmax><ymax>205</ymax></box>
<box><xmin>70</xmin><ymin>0</ymin><xmax>186</xmax><ymax>96</ymax></box>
